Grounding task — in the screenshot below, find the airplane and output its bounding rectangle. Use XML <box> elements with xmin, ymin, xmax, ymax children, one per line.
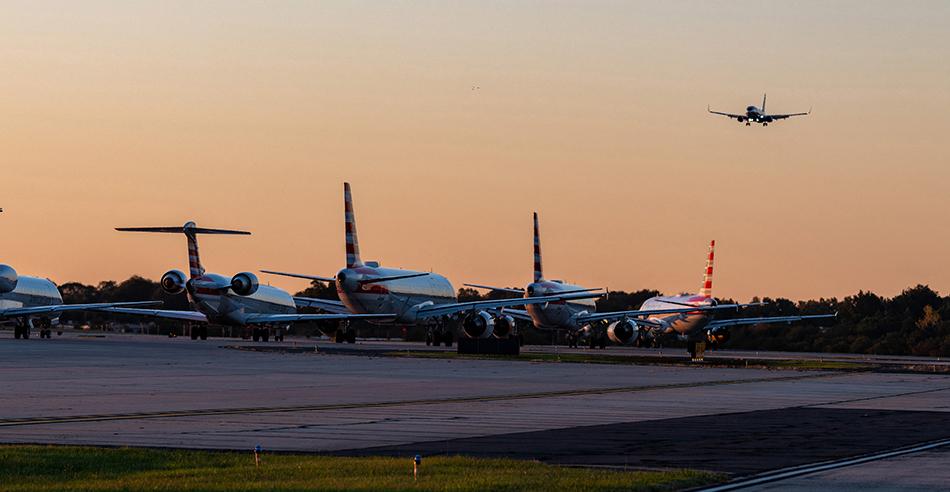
<box><xmin>97</xmin><ymin>221</ymin><xmax>396</xmax><ymax>341</ymax></box>
<box><xmin>464</xmin><ymin>213</ymin><xmax>750</xmax><ymax>349</ymax></box>
<box><xmin>592</xmin><ymin>240</ymin><xmax>837</xmax><ymax>360</ymax></box>
<box><xmin>708</xmin><ymin>94</ymin><xmax>810</xmax><ymax>126</ymax></box>
<box><xmin>1</xmin><ymin>209</ymin><xmax>162</xmax><ymax>339</ymax></box>
<box><xmin>261</xmin><ymin>183</ymin><xmax>600</xmax><ymax>346</ymax></box>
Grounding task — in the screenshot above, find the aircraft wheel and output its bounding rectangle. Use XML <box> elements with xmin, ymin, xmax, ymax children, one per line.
<box><xmin>14</xmin><ymin>327</ymin><xmax>21</xmax><ymax>339</ymax></box>
<box><xmin>199</xmin><ymin>326</ymin><xmax>208</xmax><ymax>340</ymax></box>
<box><xmin>261</xmin><ymin>331</ymin><xmax>270</xmax><ymax>342</ymax></box>
<box><xmin>346</xmin><ymin>331</ymin><xmax>356</xmax><ymax>344</ymax></box>
<box><xmin>763</xmin><ymin>123</ymin><xmax>768</xmax><ymax>127</ymax></box>
<box><xmin>252</xmin><ymin>329</ymin><xmax>260</xmax><ymax>342</ymax></box>
<box><xmin>22</xmin><ymin>329</ymin><xmax>29</xmax><ymax>339</ymax></box>
<box><xmin>190</xmin><ymin>328</ymin><xmax>198</xmax><ymax>340</ymax></box>
<box><xmin>425</xmin><ymin>334</ymin><xmax>432</xmax><ymax>346</ymax></box>
<box><xmin>745</xmin><ymin>122</ymin><xmax>751</xmax><ymax>126</ymax></box>
<box><xmin>599</xmin><ymin>336</ymin><xmax>607</xmax><ymax>349</ymax></box>
<box><xmin>443</xmin><ymin>332</ymin><xmax>453</xmax><ymax>347</ymax></box>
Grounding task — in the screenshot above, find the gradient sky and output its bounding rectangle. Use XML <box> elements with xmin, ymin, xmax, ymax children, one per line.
<box><xmin>2</xmin><ymin>1</ymin><xmax>949</xmax><ymax>301</ymax></box>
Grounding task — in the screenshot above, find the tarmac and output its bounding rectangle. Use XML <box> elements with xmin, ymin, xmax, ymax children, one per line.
<box><xmin>1</xmin><ymin>332</ymin><xmax>948</xmax><ymax>490</ymax></box>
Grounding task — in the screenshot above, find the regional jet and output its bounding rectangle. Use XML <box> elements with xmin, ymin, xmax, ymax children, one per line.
<box><xmin>708</xmin><ymin>94</ymin><xmax>810</xmax><ymax>126</ymax></box>
<box><xmin>262</xmin><ymin>183</ymin><xmax>597</xmax><ymax>345</ymax></box>
<box><xmin>592</xmin><ymin>240</ymin><xmax>836</xmax><ymax>359</ymax></box>
<box><xmin>465</xmin><ymin>213</ymin><xmax>748</xmax><ymax>349</ymax></box>
<box><xmin>98</xmin><ymin>222</ymin><xmax>394</xmax><ymax>341</ymax></box>
<box><xmin>0</xmin><ymin>264</ymin><xmax>161</xmax><ymax>339</ymax></box>
<box><xmin>1</xmin><ymin>210</ymin><xmax>162</xmax><ymax>339</ymax></box>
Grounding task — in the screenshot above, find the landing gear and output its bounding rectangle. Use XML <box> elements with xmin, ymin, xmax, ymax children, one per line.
<box><xmin>252</xmin><ymin>327</ymin><xmax>262</xmax><ymax>342</ymax></box>
<box><xmin>335</xmin><ymin>321</ymin><xmax>356</xmax><ymax>344</ymax></box>
<box><xmin>688</xmin><ymin>341</ymin><xmax>706</xmax><ymax>361</ymax></box>
<box><xmin>426</xmin><ymin>323</ymin><xmax>452</xmax><ymax>347</ymax></box>
<box><xmin>13</xmin><ymin>319</ymin><xmax>33</xmax><ymax>339</ymax></box>
<box><xmin>763</xmin><ymin>122</ymin><xmax>769</xmax><ymax>127</ymax></box>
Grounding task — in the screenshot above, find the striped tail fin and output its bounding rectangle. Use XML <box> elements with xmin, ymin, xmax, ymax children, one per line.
<box><xmin>699</xmin><ymin>240</ymin><xmax>715</xmax><ymax>298</ymax></box>
<box><xmin>115</xmin><ymin>222</ymin><xmax>250</xmax><ymax>279</ymax></box>
<box><xmin>344</xmin><ymin>182</ymin><xmax>363</xmax><ymax>268</ymax></box>
<box><xmin>533</xmin><ymin>212</ymin><xmax>543</xmax><ymax>282</ymax></box>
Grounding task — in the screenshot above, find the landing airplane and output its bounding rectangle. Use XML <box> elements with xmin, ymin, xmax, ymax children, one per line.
<box><xmin>708</xmin><ymin>94</ymin><xmax>810</xmax><ymax>126</ymax></box>
<box><xmin>465</xmin><ymin>213</ymin><xmax>748</xmax><ymax>349</ymax></box>
<box><xmin>262</xmin><ymin>183</ymin><xmax>598</xmax><ymax>346</ymax></box>
<box><xmin>593</xmin><ymin>240</ymin><xmax>836</xmax><ymax>359</ymax></box>
<box><xmin>98</xmin><ymin>222</ymin><xmax>394</xmax><ymax>341</ymax></box>
<box><xmin>1</xmin><ymin>209</ymin><xmax>162</xmax><ymax>339</ymax></box>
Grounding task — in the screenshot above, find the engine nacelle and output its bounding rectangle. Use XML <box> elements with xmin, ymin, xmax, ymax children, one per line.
<box><xmin>461</xmin><ymin>310</ymin><xmax>495</xmax><ymax>339</ymax></box>
<box><xmin>0</xmin><ymin>264</ymin><xmax>18</xmax><ymax>294</ymax></box>
<box><xmin>160</xmin><ymin>269</ymin><xmax>187</xmax><ymax>295</ymax></box>
<box><xmin>607</xmin><ymin>318</ymin><xmax>639</xmax><ymax>345</ymax></box>
<box><xmin>737</xmin><ymin>116</ymin><xmax>746</xmax><ymax>123</ymax></box>
<box><xmin>493</xmin><ymin>315</ymin><xmax>516</xmax><ymax>339</ymax></box>
<box><xmin>231</xmin><ymin>272</ymin><xmax>260</xmax><ymax>296</ymax></box>
<box><xmin>763</xmin><ymin>116</ymin><xmax>774</xmax><ymax>123</ymax></box>
<box><xmin>706</xmin><ymin>328</ymin><xmax>730</xmax><ymax>345</ymax></box>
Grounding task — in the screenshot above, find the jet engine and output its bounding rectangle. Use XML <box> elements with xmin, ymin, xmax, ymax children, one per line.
<box><xmin>461</xmin><ymin>310</ymin><xmax>495</xmax><ymax>339</ymax></box>
<box><xmin>737</xmin><ymin>116</ymin><xmax>746</xmax><ymax>123</ymax></box>
<box><xmin>231</xmin><ymin>272</ymin><xmax>260</xmax><ymax>296</ymax></box>
<box><xmin>706</xmin><ymin>328</ymin><xmax>730</xmax><ymax>345</ymax></box>
<box><xmin>0</xmin><ymin>264</ymin><xmax>18</xmax><ymax>293</ymax></box>
<box><xmin>492</xmin><ymin>315</ymin><xmax>516</xmax><ymax>339</ymax></box>
<box><xmin>607</xmin><ymin>318</ymin><xmax>639</xmax><ymax>345</ymax></box>
<box><xmin>160</xmin><ymin>269</ymin><xmax>187</xmax><ymax>295</ymax></box>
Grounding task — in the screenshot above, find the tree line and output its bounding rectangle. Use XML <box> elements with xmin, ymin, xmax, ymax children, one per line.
<box><xmin>57</xmin><ymin>277</ymin><xmax>950</xmax><ymax>356</ymax></box>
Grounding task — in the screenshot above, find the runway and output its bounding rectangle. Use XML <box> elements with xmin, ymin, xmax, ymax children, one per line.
<box><xmin>2</xmin><ymin>333</ymin><xmax>949</xmax><ymax>490</ymax></box>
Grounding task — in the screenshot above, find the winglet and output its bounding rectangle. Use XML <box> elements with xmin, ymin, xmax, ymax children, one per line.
<box><xmin>344</xmin><ymin>182</ymin><xmax>363</xmax><ymax>268</ymax></box>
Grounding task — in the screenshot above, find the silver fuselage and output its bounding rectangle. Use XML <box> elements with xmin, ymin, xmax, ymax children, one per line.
<box><xmin>187</xmin><ymin>273</ymin><xmax>296</xmax><ymax>326</ymax></box>
<box><xmin>335</xmin><ymin>265</ymin><xmax>456</xmax><ymax>325</ymax></box>
<box><xmin>0</xmin><ymin>275</ymin><xmax>64</xmax><ymax>324</ymax></box>
<box><xmin>640</xmin><ymin>294</ymin><xmax>715</xmax><ymax>340</ymax></box>
<box><xmin>524</xmin><ymin>280</ymin><xmax>596</xmax><ymax>331</ymax></box>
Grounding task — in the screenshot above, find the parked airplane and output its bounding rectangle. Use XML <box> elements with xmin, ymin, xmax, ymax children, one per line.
<box><xmin>708</xmin><ymin>94</ymin><xmax>810</xmax><ymax>126</ymax></box>
<box><xmin>262</xmin><ymin>183</ymin><xmax>598</xmax><ymax>345</ymax></box>
<box><xmin>0</xmin><ymin>264</ymin><xmax>161</xmax><ymax>339</ymax></box>
<box><xmin>593</xmin><ymin>240</ymin><xmax>836</xmax><ymax>359</ymax></box>
<box><xmin>98</xmin><ymin>221</ymin><xmax>394</xmax><ymax>341</ymax></box>
<box><xmin>465</xmin><ymin>213</ymin><xmax>746</xmax><ymax>349</ymax></box>
<box><xmin>1</xmin><ymin>209</ymin><xmax>162</xmax><ymax>339</ymax></box>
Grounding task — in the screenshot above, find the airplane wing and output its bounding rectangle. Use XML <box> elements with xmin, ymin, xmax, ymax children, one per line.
<box><xmin>292</xmin><ymin>296</ymin><xmax>350</xmax><ymax>314</ymax></box>
<box><xmin>495</xmin><ymin>307</ymin><xmax>533</xmax><ymax>322</ymax></box>
<box><xmin>416</xmin><ymin>292</ymin><xmax>602</xmax><ymax>319</ymax></box>
<box><xmin>0</xmin><ymin>301</ymin><xmax>163</xmax><ymax>319</ymax></box>
<box><xmin>767</xmin><ymin>110</ymin><xmax>811</xmax><ymax>120</ymax></box>
<box><xmin>708</xmin><ymin>106</ymin><xmax>745</xmax><ymax>119</ymax></box>
<box><xmin>463</xmin><ymin>283</ymin><xmax>525</xmax><ymax>294</ymax></box>
<box><xmin>706</xmin><ymin>313</ymin><xmax>836</xmax><ymax>329</ymax></box>
<box><xmin>92</xmin><ymin>307</ymin><xmax>210</xmax><ymax>322</ymax></box>
<box><xmin>243</xmin><ymin>313</ymin><xmax>396</xmax><ymax>324</ymax></box>
<box><xmin>576</xmin><ymin>303</ymin><xmax>745</xmax><ymax>324</ymax></box>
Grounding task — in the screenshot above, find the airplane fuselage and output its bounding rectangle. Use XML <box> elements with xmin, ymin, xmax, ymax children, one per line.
<box><xmin>524</xmin><ymin>280</ymin><xmax>596</xmax><ymax>331</ymax></box>
<box><xmin>187</xmin><ymin>273</ymin><xmax>296</xmax><ymax>326</ymax></box>
<box><xmin>0</xmin><ymin>274</ymin><xmax>63</xmax><ymax>324</ymax></box>
<box><xmin>335</xmin><ymin>265</ymin><xmax>456</xmax><ymax>324</ymax></box>
<box><xmin>639</xmin><ymin>294</ymin><xmax>715</xmax><ymax>340</ymax></box>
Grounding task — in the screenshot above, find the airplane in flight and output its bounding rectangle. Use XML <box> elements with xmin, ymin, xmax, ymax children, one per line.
<box><xmin>708</xmin><ymin>94</ymin><xmax>810</xmax><ymax>126</ymax></box>
<box><xmin>1</xmin><ymin>209</ymin><xmax>162</xmax><ymax>339</ymax></box>
<box><xmin>98</xmin><ymin>221</ymin><xmax>395</xmax><ymax>341</ymax></box>
<box><xmin>592</xmin><ymin>240</ymin><xmax>836</xmax><ymax>359</ymax></box>
<box><xmin>262</xmin><ymin>183</ymin><xmax>599</xmax><ymax>346</ymax></box>
<box><xmin>464</xmin><ymin>213</ymin><xmax>747</xmax><ymax>349</ymax></box>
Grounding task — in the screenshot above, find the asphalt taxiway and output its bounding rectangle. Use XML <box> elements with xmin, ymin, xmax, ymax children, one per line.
<box><xmin>1</xmin><ymin>333</ymin><xmax>948</xmax><ymax>490</ymax></box>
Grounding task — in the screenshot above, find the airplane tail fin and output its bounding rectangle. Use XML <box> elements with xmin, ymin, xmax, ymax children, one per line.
<box><xmin>115</xmin><ymin>222</ymin><xmax>250</xmax><ymax>279</ymax></box>
<box><xmin>344</xmin><ymin>182</ymin><xmax>363</xmax><ymax>268</ymax></box>
<box><xmin>699</xmin><ymin>240</ymin><xmax>715</xmax><ymax>299</ymax></box>
<box><xmin>762</xmin><ymin>93</ymin><xmax>767</xmax><ymax>112</ymax></box>
<box><xmin>533</xmin><ymin>212</ymin><xmax>544</xmax><ymax>282</ymax></box>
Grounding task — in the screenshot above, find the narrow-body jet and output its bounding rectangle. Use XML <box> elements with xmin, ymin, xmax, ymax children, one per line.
<box><xmin>708</xmin><ymin>94</ymin><xmax>809</xmax><ymax>126</ymax></box>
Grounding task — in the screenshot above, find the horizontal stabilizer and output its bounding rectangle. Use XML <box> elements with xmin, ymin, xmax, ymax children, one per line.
<box><xmin>261</xmin><ymin>270</ymin><xmax>336</xmax><ymax>283</ymax></box>
<box><xmin>116</xmin><ymin>222</ymin><xmax>250</xmax><ymax>235</ymax></box>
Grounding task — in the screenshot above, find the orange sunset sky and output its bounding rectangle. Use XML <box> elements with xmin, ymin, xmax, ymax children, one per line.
<box><xmin>2</xmin><ymin>1</ymin><xmax>949</xmax><ymax>301</ymax></box>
